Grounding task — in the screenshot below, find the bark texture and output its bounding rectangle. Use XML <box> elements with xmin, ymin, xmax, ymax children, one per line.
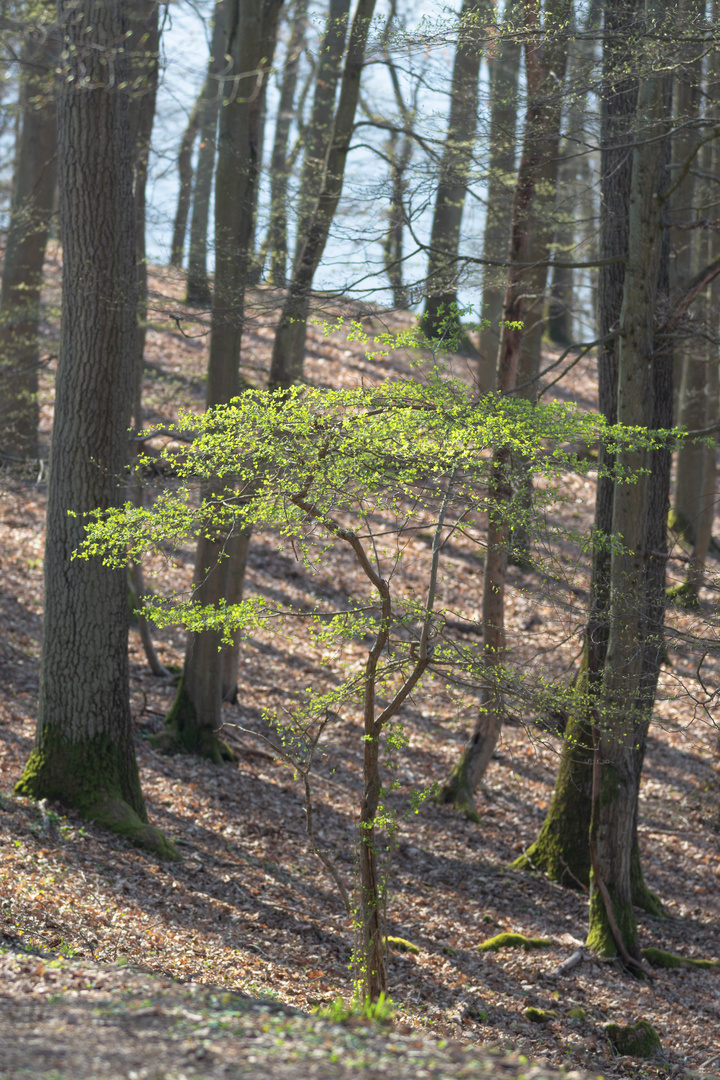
<box><xmin>0</xmin><ymin>21</ymin><xmax>57</xmax><ymax>461</ymax></box>
<box><xmin>15</xmin><ymin>0</ymin><xmax>175</xmax><ymax>859</ymax></box>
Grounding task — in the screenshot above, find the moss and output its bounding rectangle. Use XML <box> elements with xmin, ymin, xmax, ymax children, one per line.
<box><xmin>630</xmin><ymin>845</ymin><xmax>664</xmax><ymax>916</ymax></box>
<box><xmin>641</xmin><ymin>947</ymin><xmax>720</xmax><ymax>970</ymax></box>
<box><xmin>567</xmin><ymin>1007</ymin><xmax>586</xmax><ymax>1020</ymax></box>
<box><xmin>15</xmin><ymin>730</ymin><xmax>179</xmax><ymax>860</ymax></box>
<box><xmin>604</xmin><ymin>1020</ymin><xmax>662</xmax><ymax>1058</ymax></box>
<box><xmin>154</xmin><ymin>675</ymin><xmax>235</xmax><ymax>764</ymax></box>
<box><xmin>384</xmin><ymin>936</ymin><xmax>420</xmax><ymax>955</ymax></box>
<box><xmin>440</xmin><ymin>944</ymin><xmax>458</xmax><ymax>957</ymax></box>
<box><xmin>477</xmin><ymin>933</ymin><xmax>551</xmax><ymax>953</ymax></box>
<box><xmin>668</xmin><ymin>507</ymin><xmax>691</xmax><ymax>539</ymax></box>
<box><xmin>435</xmin><ymin>752</ymin><xmax>481</xmax><ymax>823</ymax></box>
<box><xmin>523</xmin><ymin>1007</ymin><xmax>556</xmax><ymax>1023</ymax></box>
<box><xmin>586</xmin><ymin>884</ymin><xmax>639</xmax><ymax>965</ymax></box>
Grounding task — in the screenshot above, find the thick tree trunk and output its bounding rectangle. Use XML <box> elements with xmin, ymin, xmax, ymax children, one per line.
<box><xmin>587</xmin><ymin>45</ymin><xmax>670</xmax><ymax>962</ymax></box>
<box><xmin>421</xmin><ymin>0</ymin><xmax>488</xmax><ymax>350</ymax></box>
<box><xmin>0</xmin><ymin>23</ymin><xmax>57</xmax><ymax>461</ymax></box>
<box><xmin>15</xmin><ymin>0</ymin><xmax>175</xmax><ymax>859</ymax></box>
<box><xmin>438</xmin><ymin>0</ymin><xmax>570</xmax><ymax>817</ymax></box>
<box><xmin>517</xmin><ymin>0</ymin><xmax>642</xmax><ymax>894</ymax></box>
<box><xmin>265</xmin><ymin>0</ymin><xmax>308</xmax><ymax>288</ymax></box>
<box><xmin>163</xmin><ymin>0</ymin><xmax>282</xmax><ymax>760</ymax></box>
<box><xmin>268</xmin><ymin>0</ymin><xmax>377</xmax><ymax>389</ymax></box>
<box><xmin>477</xmin><ymin>0</ymin><xmax>521</xmax><ymax>391</ymax></box>
<box><xmin>186</xmin><ymin>0</ymin><xmax>227</xmax><ymax>307</ymax></box>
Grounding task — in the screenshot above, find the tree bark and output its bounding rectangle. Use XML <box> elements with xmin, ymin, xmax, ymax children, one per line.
<box><xmin>170</xmin><ymin>103</ymin><xmax>202</xmax><ymax>268</ymax></box>
<box><xmin>267</xmin><ymin>0</ymin><xmax>377</xmax><ymax>390</ymax></box>
<box><xmin>587</xmin><ymin>37</ymin><xmax>670</xmax><ymax>961</ymax></box>
<box><xmin>162</xmin><ymin>0</ymin><xmax>282</xmax><ymax>760</ymax></box>
<box><xmin>186</xmin><ymin>0</ymin><xmax>227</xmax><ymax>307</ymax></box>
<box><xmin>421</xmin><ymin>0</ymin><xmax>488</xmax><ymax>350</ymax></box>
<box><xmin>15</xmin><ymin>0</ymin><xmax>175</xmax><ymax>859</ymax></box>
<box><xmin>0</xmin><ymin>20</ymin><xmax>57</xmax><ymax>461</ymax></box>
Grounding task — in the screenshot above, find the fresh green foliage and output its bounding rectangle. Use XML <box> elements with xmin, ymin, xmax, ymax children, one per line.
<box><xmin>317</xmin><ymin>991</ymin><xmax>396</xmax><ymax>1024</ymax></box>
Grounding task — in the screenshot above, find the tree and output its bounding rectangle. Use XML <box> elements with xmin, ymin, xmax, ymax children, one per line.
<box><xmin>0</xmin><ymin>12</ymin><xmax>57</xmax><ymax>462</ymax></box>
<box><xmin>15</xmin><ymin>0</ymin><xmax>175</xmax><ymax>859</ymax></box>
<box><xmin>158</xmin><ymin>0</ymin><xmax>283</xmax><ymax>761</ymax></box>
<box><xmin>267</xmin><ymin>0</ymin><xmax>378</xmax><ymax>389</ymax></box>
<box><xmin>185</xmin><ymin>0</ymin><xmax>227</xmax><ymax>307</ymax></box>
<box><xmin>438</xmin><ymin>0</ymin><xmax>572</xmax><ymax>817</ymax></box>
<box><xmin>421</xmin><ymin>0</ymin><xmax>488</xmax><ymax>349</ymax></box>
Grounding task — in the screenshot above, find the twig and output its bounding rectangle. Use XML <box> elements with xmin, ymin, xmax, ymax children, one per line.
<box><xmin>551</xmin><ymin>948</ymin><xmax>585</xmax><ymax>977</ymax></box>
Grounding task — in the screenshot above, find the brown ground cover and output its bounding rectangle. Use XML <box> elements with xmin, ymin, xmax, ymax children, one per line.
<box><xmin>1</xmin><ymin>255</ymin><xmax>719</xmax><ymax>1078</ymax></box>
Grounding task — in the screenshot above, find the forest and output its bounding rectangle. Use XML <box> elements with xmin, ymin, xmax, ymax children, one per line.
<box><xmin>0</xmin><ymin>0</ymin><xmax>719</xmax><ymax>1077</ymax></box>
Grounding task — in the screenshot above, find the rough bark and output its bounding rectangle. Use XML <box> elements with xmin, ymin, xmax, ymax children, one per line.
<box><xmin>170</xmin><ymin>103</ymin><xmax>202</xmax><ymax>268</ymax></box>
<box><xmin>267</xmin><ymin>0</ymin><xmax>377</xmax><ymax>389</ymax></box>
<box><xmin>0</xmin><ymin>21</ymin><xmax>57</xmax><ymax>461</ymax></box>
<box><xmin>421</xmin><ymin>0</ymin><xmax>488</xmax><ymax>350</ymax></box>
<box><xmin>15</xmin><ymin>0</ymin><xmax>176</xmax><ymax>859</ymax></box>
<box><xmin>477</xmin><ymin>0</ymin><xmax>521</xmax><ymax>390</ymax></box>
<box><xmin>438</xmin><ymin>0</ymin><xmax>571</xmax><ymax>817</ymax></box>
<box><xmin>186</xmin><ymin>0</ymin><xmax>227</xmax><ymax>307</ymax></box>
<box><xmin>587</xmin><ymin>40</ymin><xmax>670</xmax><ymax>962</ymax></box>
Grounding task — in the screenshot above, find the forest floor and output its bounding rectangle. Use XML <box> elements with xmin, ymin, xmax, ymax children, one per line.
<box><xmin>1</xmin><ymin>255</ymin><xmax>720</xmax><ymax>1079</ymax></box>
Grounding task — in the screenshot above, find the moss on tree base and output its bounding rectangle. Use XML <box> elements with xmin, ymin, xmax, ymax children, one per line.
<box><xmin>154</xmin><ymin>675</ymin><xmax>235</xmax><ymax>765</ymax></box>
<box><xmin>586</xmin><ymin>886</ymin><xmax>639</xmax><ymax>965</ymax></box>
<box><xmin>604</xmin><ymin>1020</ymin><xmax>662</xmax><ymax>1058</ymax></box>
<box><xmin>15</xmin><ymin>732</ymin><xmax>179</xmax><ymax>860</ymax></box>
<box><xmin>435</xmin><ymin>758</ymin><xmax>481</xmax><ymax>823</ymax></box>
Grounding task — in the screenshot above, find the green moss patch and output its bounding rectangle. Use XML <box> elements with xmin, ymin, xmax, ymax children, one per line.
<box><xmin>604</xmin><ymin>1020</ymin><xmax>662</xmax><ymax>1058</ymax></box>
<box><xmin>567</xmin><ymin>1007</ymin><xmax>586</xmax><ymax>1020</ymax></box>
<box><xmin>384</xmin><ymin>936</ymin><xmax>420</xmax><ymax>955</ymax></box>
<box><xmin>523</xmin><ymin>1007</ymin><xmax>556</xmax><ymax>1023</ymax></box>
<box><xmin>477</xmin><ymin>933</ymin><xmax>551</xmax><ymax>953</ymax></box>
<box><xmin>641</xmin><ymin>947</ymin><xmax>719</xmax><ymax>970</ymax></box>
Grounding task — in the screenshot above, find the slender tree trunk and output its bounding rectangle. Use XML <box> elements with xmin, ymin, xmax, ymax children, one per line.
<box><xmin>587</xmin><ymin>39</ymin><xmax>670</xmax><ymax>961</ymax></box>
<box><xmin>477</xmin><ymin>0</ymin><xmax>521</xmax><ymax>391</ymax></box>
<box><xmin>292</xmin><ymin>0</ymin><xmax>351</xmax><ymax>271</ymax></box>
<box><xmin>15</xmin><ymin>0</ymin><xmax>175</xmax><ymax>859</ymax></box>
<box><xmin>421</xmin><ymin>0</ymin><xmax>488</xmax><ymax>350</ymax></box>
<box><xmin>186</xmin><ymin>0</ymin><xmax>227</xmax><ymax>306</ymax></box>
<box><xmin>438</xmin><ymin>0</ymin><xmax>571</xmax><ymax>817</ymax></box>
<box><xmin>0</xmin><ymin>22</ymin><xmax>57</xmax><ymax>461</ymax></box>
<box><xmin>161</xmin><ymin>0</ymin><xmax>282</xmax><ymax>760</ymax></box>
<box><xmin>268</xmin><ymin>0</ymin><xmax>378</xmax><ymax>389</ymax></box>
<box><xmin>265</xmin><ymin>0</ymin><xmax>308</xmax><ymax>287</ymax></box>
<box><xmin>170</xmin><ymin>102</ymin><xmax>202</xmax><ymax>267</ymax></box>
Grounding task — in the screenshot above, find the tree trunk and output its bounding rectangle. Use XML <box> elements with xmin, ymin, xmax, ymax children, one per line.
<box><xmin>186</xmin><ymin>0</ymin><xmax>227</xmax><ymax>307</ymax></box>
<box><xmin>170</xmin><ymin>102</ymin><xmax>202</xmax><ymax>268</ymax></box>
<box><xmin>438</xmin><ymin>0</ymin><xmax>571</xmax><ymax>817</ymax></box>
<box><xmin>517</xmin><ymin>0</ymin><xmax>642</xmax><ymax>894</ymax></box>
<box><xmin>267</xmin><ymin>0</ymin><xmax>376</xmax><ymax>390</ymax></box>
<box><xmin>477</xmin><ymin>0</ymin><xmax>521</xmax><ymax>391</ymax></box>
<box><xmin>265</xmin><ymin>0</ymin><xmax>308</xmax><ymax>288</ymax></box>
<box><xmin>421</xmin><ymin>0</ymin><xmax>488</xmax><ymax>350</ymax></box>
<box><xmin>15</xmin><ymin>0</ymin><xmax>175</xmax><ymax>860</ymax></box>
<box><xmin>587</xmin><ymin>40</ymin><xmax>670</xmax><ymax>961</ymax></box>
<box><xmin>0</xmin><ymin>21</ymin><xmax>57</xmax><ymax>461</ymax></box>
<box><xmin>162</xmin><ymin>0</ymin><xmax>282</xmax><ymax>760</ymax></box>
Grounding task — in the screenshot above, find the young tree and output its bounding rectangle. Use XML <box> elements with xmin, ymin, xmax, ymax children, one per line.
<box><xmin>0</xmin><ymin>13</ymin><xmax>57</xmax><ymax>462</ymax></box>
<box><xmin>15</xmin><ymin>0</ymin><xmax>175</xmax><ymax>858</ymax></box>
